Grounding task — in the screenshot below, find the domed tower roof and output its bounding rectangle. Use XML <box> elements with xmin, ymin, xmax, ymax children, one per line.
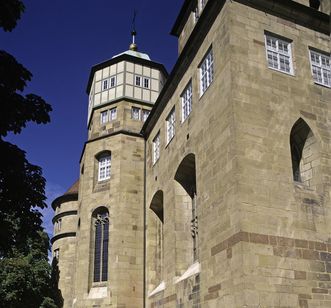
<box><xmin>51</xmin><ymin>180</ymin><xmax>79</xmax><ymax>210</ymax></box>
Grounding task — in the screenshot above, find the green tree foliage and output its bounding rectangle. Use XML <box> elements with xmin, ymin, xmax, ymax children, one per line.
<box><xmin>0</xmin><ymin>1</ymin><xmax>62</xmax><ymax>307</ymax></box>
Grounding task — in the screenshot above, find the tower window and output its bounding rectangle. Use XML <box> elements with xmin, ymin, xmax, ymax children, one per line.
<box><xmin>143</xmin><ymin>78</ymin><xmax>150</xmax><ymax>89</ymax></box>
<box><xmin>309</xmin><ymin>49</ymin><xmax>330</xmax><ymax>87</ymax></box>
<box><xmin>166</xmin><ymin>107</ymin><xmax>176</xmax><ymax>144</ymax></box>
<box><xmin>142</xmin><ymin>109</ymin><xmax>150</xmax><ymax>122</ymax></box>
<box><xmin>131</xmin><ymin>107</ymin><xmax>140</xmax><ymax>120</ymax></box>
<box><xmin>153</xmin><ymin>132</ymin><xmax>160</xmax><ymax>165</ymax></box>
<box><xmin>101</xmin><ymin>76</ymin><xmax>116</xmax><ymax>91</ymax></box>
<box><xmin>135</xmin><ymin>76</ymin><xmax>141</xmax><ymax>86</ymax></box>
<box><xmin>54</xmin><ymin>249</ymin><xmax>59</xmax><ymax>260</ymax></box>
<box><xmin>93</xmin><ymin>209</ymin><xmax>109</xmax><ymax>283</ymax></box>
<box><xmin>100</xmin><ymin>110</ymin><xmax>108</xmax><ymax>124</ymax></box>
<box><xmin>110</xmin><ymin>107</ymin><xmax>117</xmax><ymax>120</ymax></box>
<box><xmin>199</xmin><ymin>48</ymin><xmax>214</xmax><ymax>96</ymax></box>
<box><xmin>181</xmin><ymin>81</ymin><xmax>192</xmax><ymax>122</ymax></box>
<box><xmin>98</xmin><ymin>155</ymin><xmax>111</xmax><ymax>181</ymax></box>
<box><xmin>102</xmin><ymin>79</ymin><xmax>108</xmax><ymax>91</ymax></box>
<box><xmin>265</xmin><ymin>34</ymin><xmax>293</xmax><ymax>75</ymax></box>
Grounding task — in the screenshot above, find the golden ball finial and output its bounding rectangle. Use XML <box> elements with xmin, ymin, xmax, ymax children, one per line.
<box><xmin>129</xmin><ymin>43</ymin><xmax>138</xmax><ymax>51</ymax></box>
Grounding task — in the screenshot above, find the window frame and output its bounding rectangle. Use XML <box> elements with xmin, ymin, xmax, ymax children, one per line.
<box><xmin>109</xmin><ymin>107</ymin><xmax>117</xmax><ymax>121</ymax></box>
<box><xmin>199</xmin><ymin>47</ymin><xmax>214</xmax><ymax>96</ymax></box>
<box><xmin>264</xmin><ymin>33</ymin><xmax>294</xmax><ymax>75</ymax></box>
<box><xmin>143</xmin><ymin>77</ymin><xmax>150</xmax><ymax>89</ymax></box>
<box><xmin>98</xmin><ymin>155</ymin><xmax>111</xmax><ymax>182</ymax></box>
<box><xmin>166</xmin><ymin>107</ymin><xmax>176</xmax><ymax>145</ymax></box>
<box><xmin>142</xmin><ymin>109</ymin><xmax>150</xmax><ymax>122</ymax></box>
<box><xmin>152</xmin><ymin>132</ymin><xmax>160</xmax><ymax>165</ymax></box>
<box><xmin>100</xmin><ymin>110</ymin><xmax>108</xmax><ymax>124</ymax></box>
<box><xmin>101</xmin><ymin>75</ymin><xmax>117</xmax><ymax>91</ymax></box>
<box><xmin>181</xmin><ymin>81</ymin><xmax>193</xmax><ymax>122</ymax></box>
<box><xmin>93</xmin><ymin>210</ymin><xmax>109</xmax><ymax>283</ymax></box>
<box><xmin>131</xmin><ymin>106</ymin><xmax>141</xmax><ymax>120</ymax></box>
<box><xmin>309</xmin><ymin>49</ymin><xmax>331</xmax><ymax>88</ymax></box>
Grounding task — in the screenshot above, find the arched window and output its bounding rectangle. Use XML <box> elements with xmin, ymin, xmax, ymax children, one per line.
<box><xmin>93</xmin><ymin>208</ymin><xmax>109</xmax><ymax>282</ymax></box>
<box><xmin>290</xmin><ymin>118</ymin><xmax>319</xmax><ymax>187</ymax></box>
<box><xmin>174</xmin><ymin>153</ymin><xmax>198</xmax><ymax>270</ymax></box>
<box><xmin>96</xmin><ymin>151</ymin><xmax>111</xmax><ymax>181</ymax></box>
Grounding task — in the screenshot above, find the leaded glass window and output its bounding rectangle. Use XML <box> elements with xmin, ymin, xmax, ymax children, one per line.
<box><xmin>93</xmin><ymin>210</ymin><xmax>109</xmax><ymax>283</ymax></box>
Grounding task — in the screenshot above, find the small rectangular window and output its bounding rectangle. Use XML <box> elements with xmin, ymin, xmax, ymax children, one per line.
<box><xmin>102</xmin><ymin>79</ymin><xmax>109</xmax><ymax>91</ymax></box>
<box><xmin>110</xmin><ymin>108</ymin><xmax>117</xmax><ymax>120</ymax></box>
<box><xmin>54</xmin><ymin>249</ymin><xmax>59</xmax><ymax>260</ymax></box>
<box><xmin>135</xmin><ymin>76</ymin><xmax>141</xmax><ymax>86</ymax></box>
<box><xmin>110</xmin><ymin>76</ymin><xmax>116</xmax><ymax>88</ymax></box>
<box><xmin>153</xmin><ymin>132</ymin><xmax>160</xmax><ymax>164</ymax></box>
<box><xmin>309</xmin><ymin>49</ymin><xmax>330</xmax><ymax>88</ymax></box>
<box><xmin>166</xmin><ymin>108</ymin><xmax>176</xmax><ymax>144</ymax></box>
<box><xmin>181</xmin><ymin>82</ymin><xmax>192</xmax><ymax>122</ymax></box>
<box><xmin>142</xmin><ymin>109</ymin><xmax>150</xmax><ymax>122</ymax></box>
<box><xmin>199</xmin><ymin>48</ymin><xmax>214</xmax><ymax>96</ymax></box>
<box><xmin>131</xmin><ymin>107</ymin><xmax>140</xmax><ymax>120</ymax></box>
<box><xmin>100</xmin><ymin>110</ymin><xmax>108</xmax><ymax>124</ymax></box>
<box><xmin>143</xmin><ymin>78</ymin><xmax>150</xmax><ymax>89</ymax></box>
<box><xmin>265</xmin><ymin>34</ymin><xmax>293</xmax><ymax>75</ymax></box>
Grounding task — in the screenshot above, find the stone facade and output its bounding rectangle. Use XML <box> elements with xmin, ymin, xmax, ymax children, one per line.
<box><xmin>52</xmin><ymin>0</ymin><xmax>330</xmax><ymax>307</ymax></box>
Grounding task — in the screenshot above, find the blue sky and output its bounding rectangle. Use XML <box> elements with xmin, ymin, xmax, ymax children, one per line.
<box><xmin>1</xmin><ymin>0</ymin><xmax>182</xmax><ymax>238</ymax></box>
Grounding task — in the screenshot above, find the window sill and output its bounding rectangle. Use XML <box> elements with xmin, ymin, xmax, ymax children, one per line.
<box><xmin>268</xmin><ymin>66</ymin><xmax>294</xmax><ymax>77</ymax></box>
<box><xmin>199</xmin><ymin>81</ymin><xmax>213</xmax><ymax>100</ymax></box>
<box><xmin>312</xmin><ymin>81</ymin><xmax>331</xmax><ymax>89</ymax></box>
<box><xmin>165</xmin><ymin>136</ymin><xmax>175</xmax><ymax>149</ymax></box>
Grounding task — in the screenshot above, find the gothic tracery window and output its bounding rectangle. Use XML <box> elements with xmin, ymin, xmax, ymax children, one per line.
<box><xmin>93</xmin><ymin>209</ymin><xmax>109</xmax><ymax>282</ymax></box>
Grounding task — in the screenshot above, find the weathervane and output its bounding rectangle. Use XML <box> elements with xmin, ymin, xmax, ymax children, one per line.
<box><xmin>130</xmin><ymin>9</ymin><xmax>138</xmax><ymax>51</ymax></box>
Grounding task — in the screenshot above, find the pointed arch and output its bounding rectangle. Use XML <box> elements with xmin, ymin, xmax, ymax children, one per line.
<box><xmin>290</xmin><ymin>118</ymin><xmax>319</xmax><ymax>188</ymax></box>
<box><xmin>147</xmin><ymin>191</ymin><xmax>164</xmax><ymax>293</ymax></box>
<box><xmin>92</xmin><ymin>206</ymin><xmax>109</xmax><ymax>282</ymax></box>
<box><xmin>174</xmin><ymin>153</ymin><xmax>198</xmax><ymax>273</ymax></box>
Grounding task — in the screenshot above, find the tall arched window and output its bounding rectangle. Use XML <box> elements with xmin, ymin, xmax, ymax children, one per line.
<box><xmin>93</xmin><ymin>208</ymin><xmax>109</xmax><ymax>282</ymax></box>
<box><xmin>290</xmin><ymin>118</ymin><xmax>319</xmax><ymax>188</ymax></box>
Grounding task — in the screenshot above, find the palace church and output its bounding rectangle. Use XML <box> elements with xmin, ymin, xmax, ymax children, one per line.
<box><xmin>52</xmin><ymin>0</ymin><xmax>331</xmax><ymax>307</ymax></box>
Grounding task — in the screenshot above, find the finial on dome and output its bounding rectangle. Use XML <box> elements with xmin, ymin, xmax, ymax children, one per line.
<box><xmin>130</xmin><ymin>10</ymin><xmax>138</xmax><ymax>51</ymax></box>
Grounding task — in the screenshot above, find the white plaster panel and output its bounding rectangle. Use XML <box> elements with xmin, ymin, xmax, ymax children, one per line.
<box><xmin>135</xmin><ymin>64</ymin><xmax>142</xmax><ymax>74</ymax></box>
<box><xmin>94</xmin><ymin>93</ymin><xmax>101</xmax><ymax>105</ymax></box>
<box><xmin>126</xmin><ymin>61</ymin><xmax>134</xmax><ymax>72</ymax></box>
<box><xmin>109</xmin><ymin>88</ymin><xmax>115</xmax><ymax>100</ymax></box>
<box><xmin>126</xmin><ymin>73</ymin><xmax>134</xmax><ymax>85</ymax></box>
<box><xmin>143</xmin><ymin>66</ymin><xmax>151</xmax><ymax>77</ymax></box>
<box><xmin>110</xmin><ymin>64</ymin><xmax>116</xmax><ymax>75</ymax></box>
<box><xmin>117</xmin><ymin>61</ymin><xmax>124</xmax><ymax>73</ymax></box>
<box><xmin>95</xmin><ymin>70</ymin><xmax>102</xmax><ymax>81</ymax></box>
<box><xmin>143</xmin><ymin>89</ymin><xmax>150</xmax><ymax>101</ymax></box>
<box><xmin>102</xmin><ymin>67</ymin><xmax>109</xmax><ymax>79</ymax></box>
<box><xmin>95</xmin><ymin>81</ymin><xmax>101</xmax><ymax>93</ymax></box>
<box><xmin>134</xmin><ymin>87</ymin><xmax>142</xmax><ymax>100</ymax></box>
<box><xmin>151</xmin><ymin>91</ymin><xmax>158</xmax><ymax>103</ymax></box>
<box><xmin>151</xmin><ymin>79</ymin><xmax>159</xmax><ymax>92</ymax></box>
<box><xmin>117</xmin><ymin>73</ymin><xmax>123</xmax><ymax>85</ymax></box>
<box><xmin>151</xmin><ymin>69</ymin><xmax>159</xmax><ymax>79</ymax></box>
<box><xmin>117</xmin><ymin>85</ymin><xmax>123</xmax><ymax>97</ymax></box>
<box><xmin>126</xmin><ymin>85</ymin><xmax>133</xmax><ymax>97</ymax></box>
<box><xmin>101</xmin><ymin>91</ymin><xmax>108</xmax><ymax>103</ymax></box>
